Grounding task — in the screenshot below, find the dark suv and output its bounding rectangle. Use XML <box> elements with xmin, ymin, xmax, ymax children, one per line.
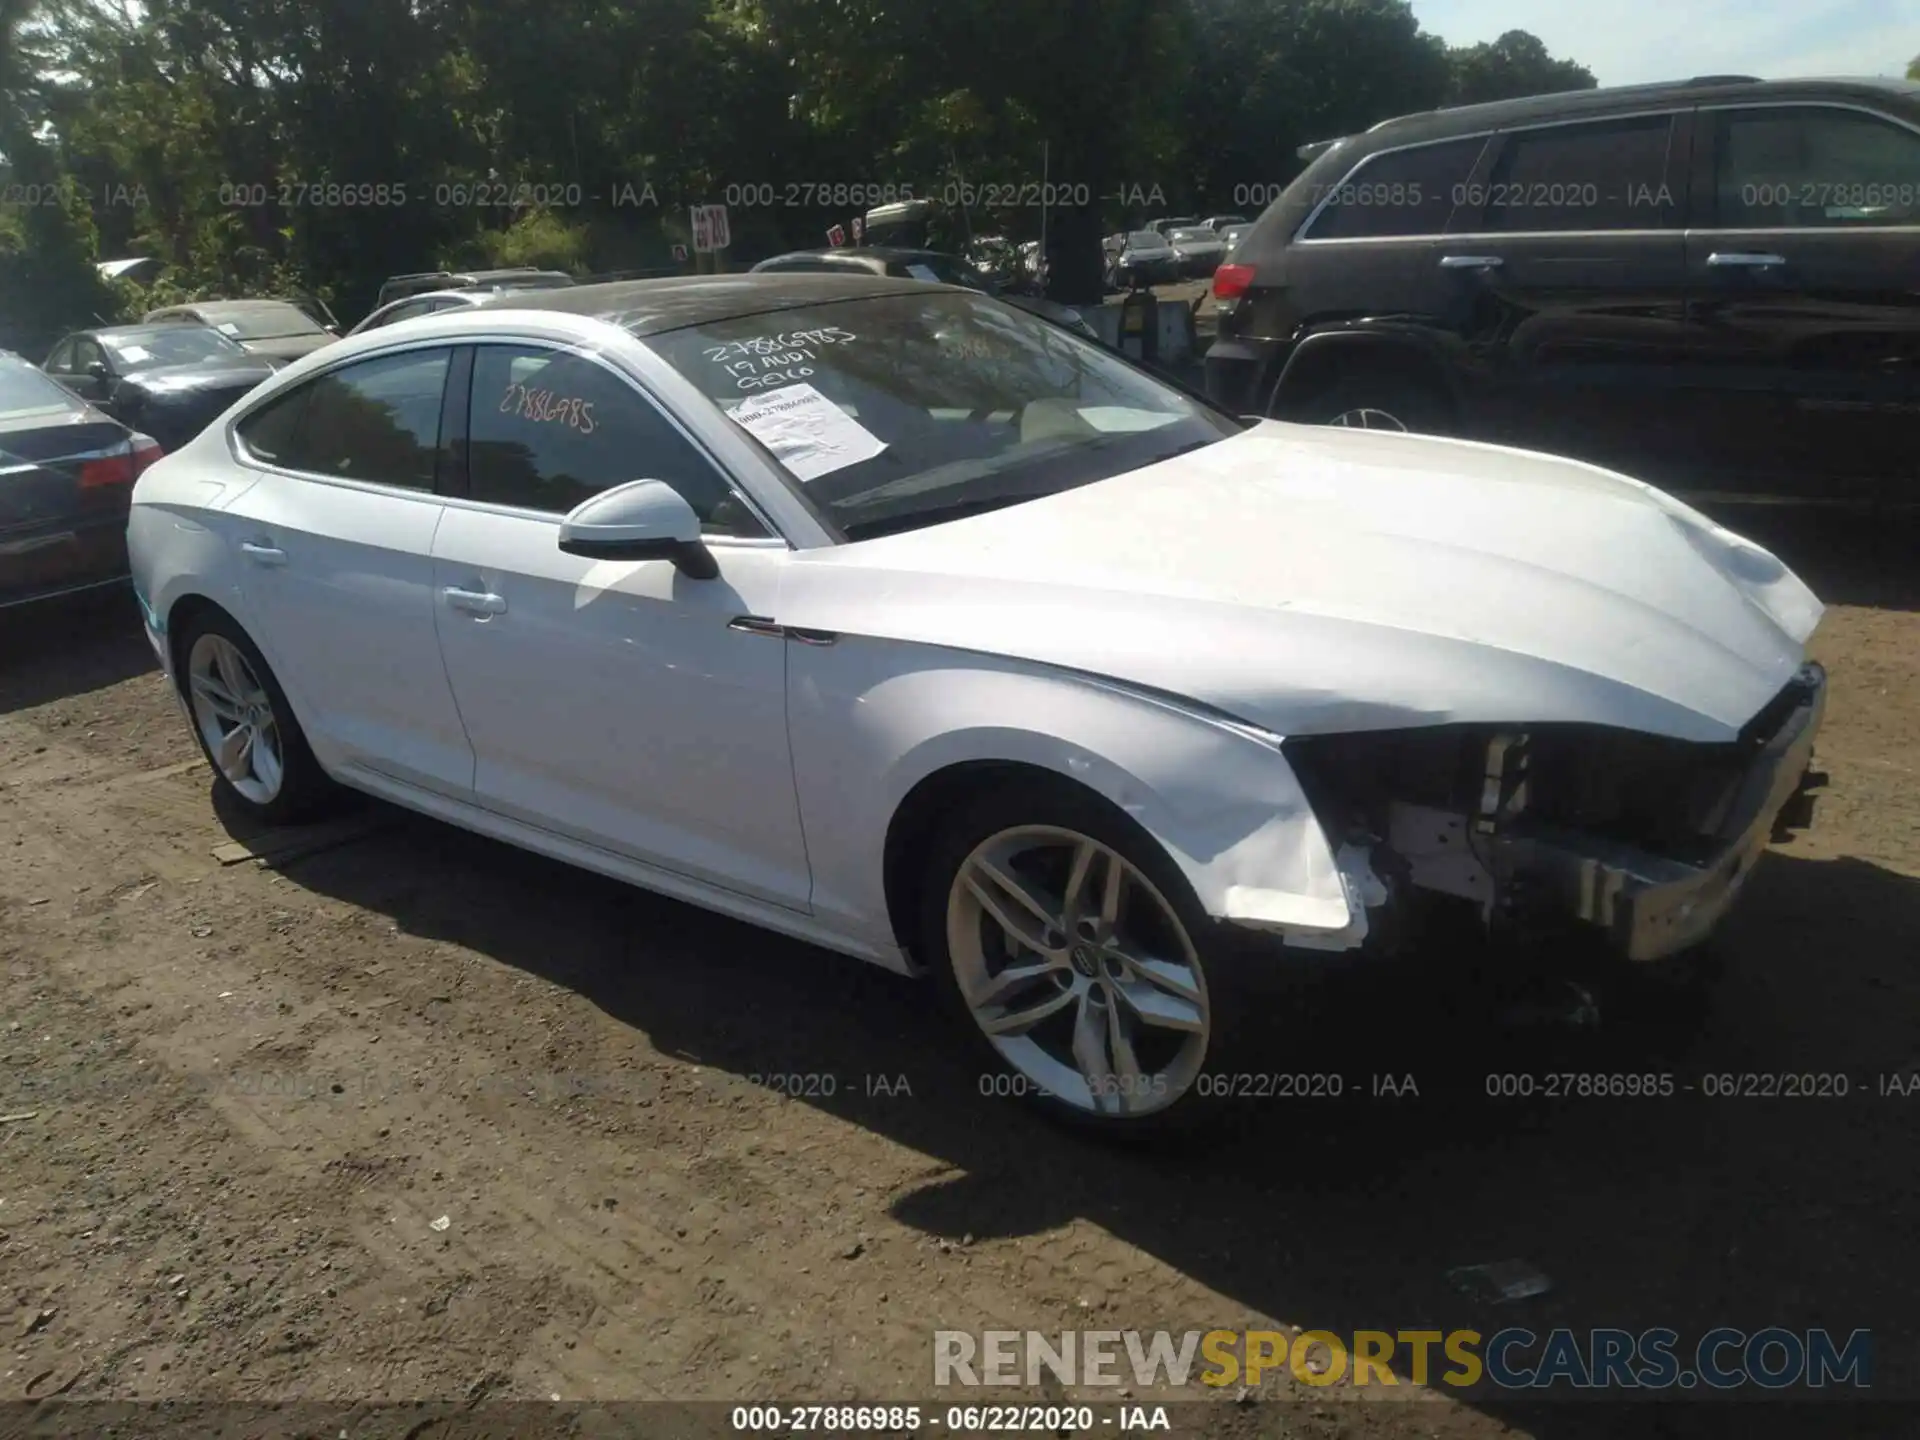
<box><xmin>1205</xmin><ymin>76</ymin><xmax>1920</xmax><ymax>506</ymax></box>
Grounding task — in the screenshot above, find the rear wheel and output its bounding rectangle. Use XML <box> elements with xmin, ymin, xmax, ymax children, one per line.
<box><xmin>919</xmin><ymin>780</ymin><xmax>1258</xmax><ymax>1133</ymax></box>
<box><xmin>178</xmin><ymin>609</ymin><xmax>335</xmax><ymax>825</ymax></box>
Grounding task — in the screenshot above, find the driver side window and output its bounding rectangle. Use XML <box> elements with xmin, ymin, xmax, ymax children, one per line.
<box><xmin>465</xmin><ymin>344</ymin><xmax>767</xmax><ymax>536</ymax></box>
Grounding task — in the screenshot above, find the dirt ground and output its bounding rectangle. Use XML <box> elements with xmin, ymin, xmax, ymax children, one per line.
<box><xmin>1</xmin><ymin>509</ymin><xmax>1916</xmax><ymax>1440</ymax></box>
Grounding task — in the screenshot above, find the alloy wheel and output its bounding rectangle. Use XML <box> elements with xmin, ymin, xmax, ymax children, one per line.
<box><xmin>186</xmin><ymin>633</ymin><xmax>285</xmax><ymax>805</ymax></box>
<box><xmin>1328</xmin><ymin>406</ymin><xmax>1408</xmax><ymax>431</ymax></box>
<box><xmin>946</xmin><ymin>825</ymin><xmax>1210</xmax><ymax>1118</ymax></box>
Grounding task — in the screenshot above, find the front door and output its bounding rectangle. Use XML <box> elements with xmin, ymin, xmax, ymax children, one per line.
<box><xmin>430</xmin><ymin>341</ymin><xmax>812</xmax><ymax>910</ymax></box>
<box><xmin>221</xmin><ymin>344</ymin><xmax>477</xmax><ymax>796</ymax></box>
<box><xmin>1681</xmin><ymin>101</ymin><xmax>1920</xmax><ymax>505</ymax></box>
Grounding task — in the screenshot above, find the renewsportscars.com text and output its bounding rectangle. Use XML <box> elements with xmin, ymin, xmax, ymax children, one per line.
<box><xmin>933</xmin><ymin>1327</ymin><xmax>1872</xmax><ymax>1392</ymax></box>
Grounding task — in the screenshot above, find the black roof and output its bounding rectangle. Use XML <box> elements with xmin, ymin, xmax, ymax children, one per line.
<box><xmin>759</xmin><ymin>246</ymin><xmax>952</xmax><ymax>266</ymax></box>
<box><xmin>386</xmin><ymin>267</ymin><xmax>571</xmax><ymax>284</ymax></box>
<box><xmin>1359</xmin><ymin>75</ymin><xmax>1920</xmax><ymax>146</ymax></box>
<box><xmin>471</xmin><ymin>273</ymin><xmax>948</xmax><ymax>337</ymax></box>
<box><xmin>67</xmin><ymin>322</ymin><xmax>225</xmax><ymax>344</ymax></box>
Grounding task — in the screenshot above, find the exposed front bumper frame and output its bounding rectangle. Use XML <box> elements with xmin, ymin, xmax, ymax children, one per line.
<box><xmin>1496</xmin><ymin>665</ymin><xmax>1828</xmax><ymax>962</ymax></box>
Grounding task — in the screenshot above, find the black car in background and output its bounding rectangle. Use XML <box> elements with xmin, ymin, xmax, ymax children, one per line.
<box><xmin>143</xmin><ymin>299</ymin><xmax>339</xmax><ymax>363</ymax></box>
<box><xmin>750</xmin><ymin>247</ymin><xmax>1102</xmax><ymax>340</ymax></box>
<box><xmin>1106</xmin><ymin>230</ymin><xmax>1182</xmax><ymax>288</ymax></box>
<box><xmin>0</xmin><ymin>355</ymin><xmax>162</xmax><ymax>610</ymax></box>
<box><xmin>44</xmin><ymin>324</ymin><xmax>277</xmax><ymax>452</ymax></box>
<box><xmin>1206</xmin><ymin>75</ymin><xmax>1920</xmax><ymax>506</ymax></box>
<box><xmin>374</xmin><ymin>267</ymin><xmax>576</xmax><ymax>310</ymax></box>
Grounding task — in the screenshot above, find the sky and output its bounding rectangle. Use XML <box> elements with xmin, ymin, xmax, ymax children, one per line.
<box><xmin>1410</xmin><ymin>0</ymin><xmax>1916</xmax><ymax>87</ymax></box>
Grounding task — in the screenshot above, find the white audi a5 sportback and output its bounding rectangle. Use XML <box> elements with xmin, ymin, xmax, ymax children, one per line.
<box><xmin>129</xmin><ymin>274</ymin><xmax>1828</xmax><ymax>1130</ymax></box>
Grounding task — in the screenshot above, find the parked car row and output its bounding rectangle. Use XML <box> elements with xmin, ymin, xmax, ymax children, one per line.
<box><xmin>750</xmin><ymin>246</ymin><xmax>1100</xmax><ymax>339</ymax></box>
<box><xmin>0</xmin><ymin>352</ymin><xmax>164</xmax><ymax>609</ymax></box>
<box><xmin>1103</xmin><ymin>224</ymin><xmax>1232</xmax><ymax>287</ymax></box>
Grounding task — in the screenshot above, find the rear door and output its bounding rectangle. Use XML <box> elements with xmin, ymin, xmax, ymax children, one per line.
<box><xmin>1441</xmin><ymin>109</ymin><xmax>1695</xmax><ymax>478</ymax></box>
<box><xmin>221</xmin><ymin>345</ymin><xmax>477</xmax><ymax>795</ymax></box>
<box><xmin>1682</xmin><ymin>101</ymin><xmax>1920</xmax><ymax>505</ymax></box>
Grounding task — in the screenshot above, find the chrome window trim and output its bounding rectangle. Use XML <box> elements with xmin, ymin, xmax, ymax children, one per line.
<box><xmin>1292</xmin><ymin>130</ymin><xmax>1496</xmax><ymax>244</ymax></box>
<box><xmin>1695</xmin><ymin>98</ymin><xmax>1920</xmax><ymax>134</ymax></box>
<box><xmin>225</xmin><ymin>331</ymin><xmax>789</xmax><ymax>546</ymax></box>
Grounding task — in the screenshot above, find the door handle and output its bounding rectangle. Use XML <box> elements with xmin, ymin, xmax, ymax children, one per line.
<box><xmin>1706</xmin><ymin>252</ymin><xmax>1786</xmax><ymax>268</ymax></box>
<box><xmin>443</xmin><ymin>586</ymin><xmax>507</xmax><ymax>616</ymax></box>
<box><xmin>1439</xmin><ymin>254</ymin><xmax>1504</xmax><ymax>270</ymax></box>
<box><xmin>239</xmin><ymin>541</ymin><xmax>287</xmax><ymax>566</ymax></box>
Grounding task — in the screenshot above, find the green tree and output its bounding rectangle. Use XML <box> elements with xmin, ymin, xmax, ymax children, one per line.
<box><xmin>1907</xmin><ymin>54</ymin><xmax>1918</xmax><ymax>80</ymax></box>
<box><xmin>1443</xmin><ymin>28</ymin><xmax>1596</xmax><ymax>107</ymax></box>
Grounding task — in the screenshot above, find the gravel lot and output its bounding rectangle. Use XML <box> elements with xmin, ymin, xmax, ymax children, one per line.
<box><xmin>1</xmin><ymin>508</ymin><xmax>1915</xmax><ymax>1439</ymax></box>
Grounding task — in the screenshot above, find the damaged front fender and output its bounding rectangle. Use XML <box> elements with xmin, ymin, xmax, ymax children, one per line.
<box><xmin>785</xmin><ymin>639</ymin><xmax>1371</xmax><ymax>961</ymax></box>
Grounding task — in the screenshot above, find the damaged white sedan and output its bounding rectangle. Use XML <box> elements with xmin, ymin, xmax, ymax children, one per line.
<box><xmin>128</xmin><ymin>274</ymin><xmax>1828</xmax><ymax>1129</ymax></box>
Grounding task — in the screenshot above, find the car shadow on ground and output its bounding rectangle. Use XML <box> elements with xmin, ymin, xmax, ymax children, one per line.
<box><xmin>278</xmin><ymin>798</ymin><xmax>1919</xmax><ymax>1435</ymax></box>
<box><xmin>0</xmin><ymin>588</ymin><xmax>155</xmax><ymax>713</ymax></box>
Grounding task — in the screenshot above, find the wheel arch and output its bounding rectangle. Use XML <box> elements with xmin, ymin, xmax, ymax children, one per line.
<box><xmin>1269</xmin><ymin>325</ymin><xmax>1462</xmax><ymax>421</ymax></box>
<box><xmin>882</xmin><ymin>758</ymin><xmax>1164</xmax><ymax>961</ymax></box>
<box><xmin>164</xmin><ymin>590</ymin><xmax>225</xmax><ymax>688</ymax></box>
<box><xmin>834</xmin><ymin>682</ymin><xmax>1354</xmax><ymax>965</ymax></box>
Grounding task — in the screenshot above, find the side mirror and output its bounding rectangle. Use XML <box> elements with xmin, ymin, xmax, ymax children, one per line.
<box><xmin>557</xmin><ymin>478</ymin><xmax>718</xmax><ymax>580</ymax></box>
<box><xmin>86</xmin><ymin>362</ymin><xmax>110</xmax><ymax>382</ymax></box>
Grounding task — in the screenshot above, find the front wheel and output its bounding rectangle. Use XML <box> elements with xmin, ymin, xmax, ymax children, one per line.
<box><xmin>919</xmin><ymin>780</ymin><xmax>1256</xmax><ymax>1132</ymax></box>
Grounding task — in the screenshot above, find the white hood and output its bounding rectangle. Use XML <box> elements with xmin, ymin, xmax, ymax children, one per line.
<box><xmin>783</xmin><ymin>422</ymin><xmax>1823</xmax><ymax>742</ymax></box>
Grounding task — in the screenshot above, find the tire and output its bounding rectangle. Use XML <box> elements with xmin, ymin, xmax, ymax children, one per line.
<box><xmin>1293</xmin><ymin>372</ymin><xmax>1454</xmax><ymax>436</ymax></box>
<box><xmin>917</xmin><ymin>776</ymin><xmax>1265</xmax><ymax>1136</ymax></box>
<box><xmin>175</xmin><ymin>607</ymin><xmax>336</xmax><ymax>826</ymax></box>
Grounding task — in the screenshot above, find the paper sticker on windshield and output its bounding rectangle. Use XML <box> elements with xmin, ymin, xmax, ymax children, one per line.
<box><xmin>117</xmin><ymin>346</ymin><xmax>151</xmax><ymax>363</ymax></box>
<box><xmin>216</xmin><ymin>323</ymin><xmax>241</xmax><ymax>336</ymax></box>
<box><xmin>728</xmin><ymin>382</ymin><xmax>886</xmax><ymax>482</ymax></box>
<box><xmin>905</xmin><ymin>264</ymin><xmax>940</xmax><ymax>282</ymax></box>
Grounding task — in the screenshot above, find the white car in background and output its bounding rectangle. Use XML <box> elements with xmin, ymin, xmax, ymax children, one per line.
<box><xmin>128</xmin><ymin>274</ymin><xmax>1828</xmax><ymax>1131</ymax></box>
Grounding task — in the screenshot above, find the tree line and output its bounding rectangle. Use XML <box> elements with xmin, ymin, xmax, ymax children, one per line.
<box><xmin>0</xmin><ymin>0</ymin><xmax>1608</xmax><ymax>346</ymax></box>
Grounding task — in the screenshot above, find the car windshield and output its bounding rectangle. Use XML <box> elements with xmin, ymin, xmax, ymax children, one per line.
<box><xmin>199</xmin><ymin>306</ymin><xmax>324</xmax><ymax>340</ymax></box>
<box><xmin>0</xmin><ymin>361</ymin><xmax>85</xmax><ymax>419</ymax></box>
<box><xmin>102</xmin><ymin>327</ymin><xmax>246</xmax><ymax>371</ymax></box>
<box><xmin>1127</xmin><ymin>232</ymin><xmax>1166</xmax><ymax>248</ymax></box>
<box><xmin>1169</xmin><ymin>229</ymin><xmax>1216</xmax><ymax>244</ymax></box>
<box><xmin>648</xmin><ymin>291</ymin><xmax>1238</xmax><ymax>540</ymax></box>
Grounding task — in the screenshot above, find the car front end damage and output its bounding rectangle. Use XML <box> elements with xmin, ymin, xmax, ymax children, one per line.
<box><xmin>1259</xmin><ymin>664</ymin><xmax>1829</xmax><ymax>963</ymax></box>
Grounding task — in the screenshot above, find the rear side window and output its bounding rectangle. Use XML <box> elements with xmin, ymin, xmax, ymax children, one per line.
<box><xmin>1476</xmin><ymin>114</ymin><xmax>1682</xmax><ymax>232</ymax></box>
<box><xmin>0</xmin><ymin>360</ymin><xmax>86</xmax><ymax>419</ymax></box>
<box><xmin>1299</xmin><ymin>136</ymin><xmax>1490</xmax><ymax>240</ymax></box>
<box><xmin>1711</xmin><ymin>106</ymin><xmax>1920</xmax><ymax>228</ymax></box>
<box><xmin>235</xmin><ymin>348</ymin><xmax>453</xmax><ymax>490</ymax></box>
